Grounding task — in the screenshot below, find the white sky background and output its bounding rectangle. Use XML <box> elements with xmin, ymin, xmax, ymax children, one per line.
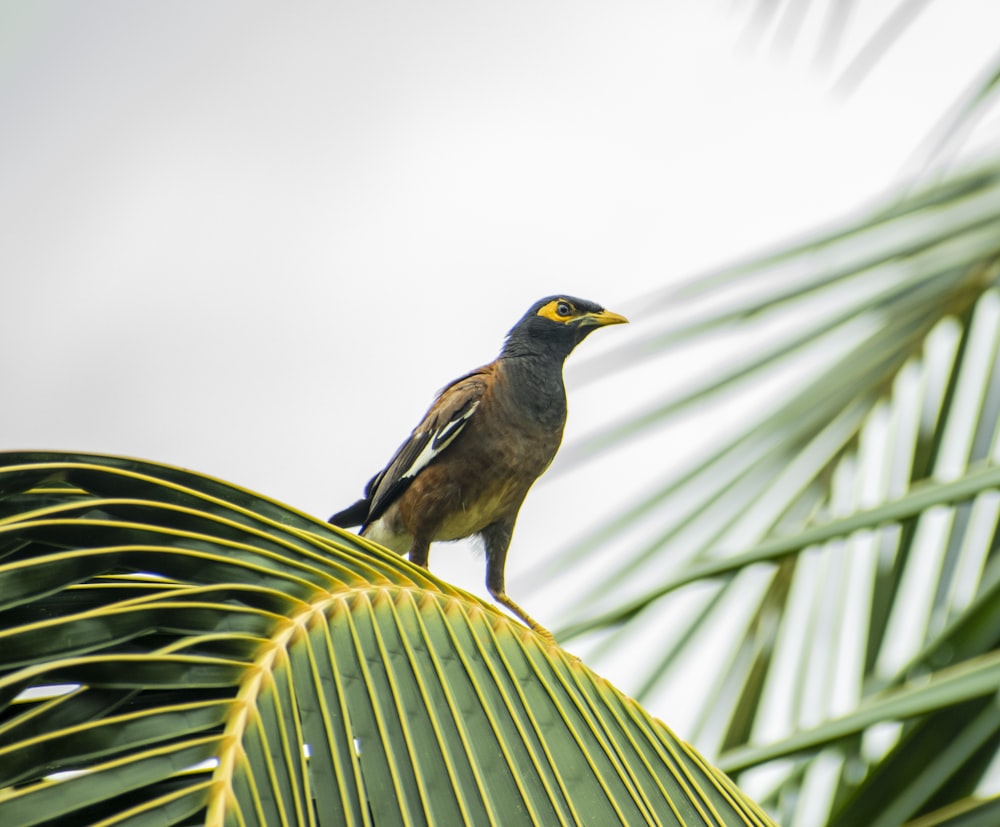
<box><xmin>3</xmin><ymin>0</ymin><xmax>1000</xmax><ymax>738</ymax></box>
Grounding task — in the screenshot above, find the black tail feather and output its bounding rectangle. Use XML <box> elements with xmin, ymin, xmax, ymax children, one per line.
<box><xmin>329</xmin><ymin>498</ymin><xmax>370</xmax><ymax>528</ymax></box>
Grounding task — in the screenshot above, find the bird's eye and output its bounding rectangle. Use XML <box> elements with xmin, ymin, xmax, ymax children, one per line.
<box><xmin>556</xmin><ymin>301</ymin><xmax>572</xmax><ymax>317</ymax></box>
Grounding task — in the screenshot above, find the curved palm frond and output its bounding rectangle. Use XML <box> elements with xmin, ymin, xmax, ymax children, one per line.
<box><xmin>0</xmin><ymin>451</ymin><xmax>772</xmax><ymax>827</ymax></box>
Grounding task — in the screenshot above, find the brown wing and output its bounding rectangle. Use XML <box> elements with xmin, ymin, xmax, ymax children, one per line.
<box><xmin>362</xmin><ymin>366</ymin><xmax>491</xmax><ymax>528</ymax></box>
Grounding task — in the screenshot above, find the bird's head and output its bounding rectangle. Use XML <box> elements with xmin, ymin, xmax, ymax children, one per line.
<box><xmin>501</xmin><ymin>295</ymin><xmax>628</xmax><ymax>360</ymax></box>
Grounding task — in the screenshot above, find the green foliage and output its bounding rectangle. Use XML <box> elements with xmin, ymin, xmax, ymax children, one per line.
<box><xmin>0</xmin><ymin>453</ymin><xmax>772</xmax><ymax>826</ymax></box>
<box><xmin>539</xmin><ymin>146</ymin><xmax>1000</xmax><ymax>826</ymax></box>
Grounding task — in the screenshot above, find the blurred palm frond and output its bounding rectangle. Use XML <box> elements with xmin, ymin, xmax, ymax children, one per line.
<box><xmin>541</xmin><ymin>142</ymin><xmax>1000</xmax><ymax>827</ymax></box>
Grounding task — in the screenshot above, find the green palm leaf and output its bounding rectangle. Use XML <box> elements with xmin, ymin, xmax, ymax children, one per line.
<box><xmin>534</xmin><ymin>144</ymin><xmax>1000</xmax><ymax>826</ymax></box>
<box><xmin>0</xmin><ymin>452</ymin><xmax>771</xmax><ymax>826</ymax></box>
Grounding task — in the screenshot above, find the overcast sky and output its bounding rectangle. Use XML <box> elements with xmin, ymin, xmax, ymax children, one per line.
<box><xmin>3</xmin><ymin>0</ymin><xmax>1000</xmax><ymax>728</ymax></box>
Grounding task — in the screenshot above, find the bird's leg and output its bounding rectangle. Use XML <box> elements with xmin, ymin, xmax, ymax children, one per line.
<box><xmin>481</xmin><ymin>521</ymin><xmax>556</xmax><ymax>644</ymax></box>
<box><xmin>408</xmin><ymin>539</ymin><xmax>430</xmax><ymax>569</ymax></box>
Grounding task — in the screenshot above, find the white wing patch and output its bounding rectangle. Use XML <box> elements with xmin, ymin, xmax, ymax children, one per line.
<box><xmin>400</xmin><ymin>400</ymin><xmax>480</xmax><ymax>483</ymax></box>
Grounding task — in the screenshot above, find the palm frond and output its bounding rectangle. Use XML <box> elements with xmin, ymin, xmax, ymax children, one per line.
<box><xmin>0</xmin><ymin>452</ymin><xmax>771</xmax><ymax>826</ymax></box>
<box><xmin>541</xmin><ymin>147</ymin><xmax>1000</xmax><ymax>826</ymax></box>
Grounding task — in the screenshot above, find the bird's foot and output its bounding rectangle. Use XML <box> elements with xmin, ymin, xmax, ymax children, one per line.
<box><xmin>530</xmin><ymin>622</ymin><xmax>557</xmax><ymax>646</ymax></box>
<box><xmin>493</xmin><ymin>592</ymin><xmax>557</xmax><ymax>646</ymax></box>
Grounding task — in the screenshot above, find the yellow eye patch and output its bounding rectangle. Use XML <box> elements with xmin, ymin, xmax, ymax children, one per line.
<box><xmin>536</xmin><ymin>299</ymin><xmax>576</xmax><ymax>323</ymax></box>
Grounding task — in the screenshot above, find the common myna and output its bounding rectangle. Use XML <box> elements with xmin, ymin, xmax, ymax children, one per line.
<box><xmin>330</xmin><ymin>295</ymin><xmax>627</xmax><ymax>641</ymax></box>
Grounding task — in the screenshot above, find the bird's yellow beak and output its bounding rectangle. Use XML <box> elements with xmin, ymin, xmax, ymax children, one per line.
<box><xmin>582</xmin><ymin>309</ymin><xmax>629</xmax><ymax>327</ymax></box>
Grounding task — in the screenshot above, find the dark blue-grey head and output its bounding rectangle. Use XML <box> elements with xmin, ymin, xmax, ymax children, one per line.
<box><xmin>501</xmin><ymin>295</ymin><xmax>628</xmax><ymax>360</ymax></box>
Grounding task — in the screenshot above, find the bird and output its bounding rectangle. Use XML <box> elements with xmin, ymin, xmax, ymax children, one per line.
<box><xmin>329</xmin><ymin>295</ymin><xmax>627</xmax><ymax>641</ymax></box>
